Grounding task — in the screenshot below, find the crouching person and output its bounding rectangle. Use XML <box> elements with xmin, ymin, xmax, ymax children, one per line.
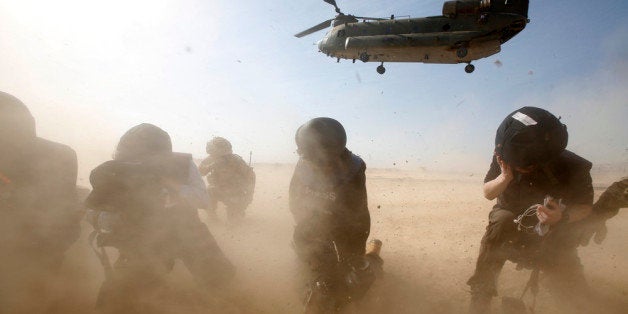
<box><xmin>199</xmin><ymin>137</ymin><xmax>256</xmax><ymax>223</ymax></box>
<box><xmin>467</xmin><ymin>107</ymin><xmax>595</xmax><ymax>313</ymax></box>
<box><xmin>85</xmin><ymin>123</ymin><xmax>235</xmax><ymax>312</ymax></box>
<box><xmin>289</xmin><ymin>117</ymin><xmax>383</xmax><ymax>313</ymax></box>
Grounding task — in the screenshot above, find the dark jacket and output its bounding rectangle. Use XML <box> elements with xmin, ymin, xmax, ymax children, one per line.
<box><xmin>484</xmin><ymin>150</ymin><xmax>594</xmax><ymax>214</ymax></box>
<box><xmin>0</xmin><ymin>138</ymin><xmax>80</xmax><ymax>259</ymax></box>
<box><xmin>289</xmin><ymin>150</ymin><xmax>370</xmax><ymax>262</ymax></box>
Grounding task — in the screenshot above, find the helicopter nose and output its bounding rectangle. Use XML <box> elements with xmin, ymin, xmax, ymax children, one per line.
<box><xmin>317</xmin><ymin>39</ymin><xmax>324</xmax><ymax>52</ymax></box>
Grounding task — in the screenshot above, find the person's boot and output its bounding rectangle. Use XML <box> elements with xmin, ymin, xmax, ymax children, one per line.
<box><xmin>469</xmin><ymin>291</ymin><xmax>492</xmax><ymax>314</ymax></box>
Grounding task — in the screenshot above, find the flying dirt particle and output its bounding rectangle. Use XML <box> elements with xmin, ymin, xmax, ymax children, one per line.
<box><xmin>377</xmin><ymin>205</ymin><xmax>381</xmax><ymax>209</ymax></box>
<box><xmin>494</xmin><ymin>59</ymin><xmax>503</xmax><ymax>67</ymax></box>
<box><xmin>393</xmin><ymin>163</ymin><xmax>396</xmax><ymax>166</ymax></box>
<box><xmin>528</xmin><ymin>70</ymin><xmax>534</xmax><ymax>75</ymax></box>
<box><xmin>355</xmin><ymin>72</ymin><xmax>362</xmax><ymax>83</ymax></box>
<box><xmin>185</xmin><ymin>46</ymin><xmax>192</xmax><ymax>53</ymax></box>
<box><xmin>237</xmin><ymin>60</ymin><xmax>242</xmax><ymax>63</ymax></box>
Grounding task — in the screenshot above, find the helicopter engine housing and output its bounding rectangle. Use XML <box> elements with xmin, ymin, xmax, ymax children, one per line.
<box><xmin>442</xmin><ymin>0</ymin><xmax>490</xmax><ymax>17</ymax></box>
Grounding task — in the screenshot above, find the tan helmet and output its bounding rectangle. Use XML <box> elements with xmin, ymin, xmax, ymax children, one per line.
<box><xmin>206</xmin><ymin>137</ymin><xmax>232</xmax><ymax>156</ymax></box>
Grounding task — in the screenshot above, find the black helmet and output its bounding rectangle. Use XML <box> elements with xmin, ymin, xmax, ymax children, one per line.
<box><xmin>206</xmin><ymin>137</ymin><xmax>232</xmax><ymax>156</ymax></box>
<box><xmin>0</xmin><ymin>91</ymin><xmax>36</xmax><ymax>147</ymax></box>
<box><xmin>114</xmin><ymin>123</ymin><xmax>172</xmax><ymax>161</ymax></box>
<box><xmin>295</xmin><ymin>117</ymin><xmax>347</xmax><ymax>163</ymax></box>
<box><xmin>495</xmin><ymin>107</ymin><xmax>568</xmax><ymax>167</ymax></box>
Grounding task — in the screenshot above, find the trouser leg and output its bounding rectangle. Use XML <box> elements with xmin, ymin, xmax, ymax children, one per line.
<box><xmin>205</xmin><ymin>191</ymin><xmax>218</xmax><ymax>218</ymax></box>
<box><xmin>467</xmin><ymin>209</ymin><xmax>517</xmax><ymax>313</ymax></box>
<box><xmin>542</xmin><ymin>249</ymin><xmax>591</xmax><ymax>313</ymax></box>
<box><xmin>176</xmin><ymin>214</ymin><xmax>235</xmax><ymax>289</ymax></box>
<box><xmin>96</xmin><ymin>254</ymin><xmax>165</xmax><ymax>313</ymax></box>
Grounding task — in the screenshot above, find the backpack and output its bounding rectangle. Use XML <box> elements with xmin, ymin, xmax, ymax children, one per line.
<box><xmin>495</xmin><ymin>107</ymin><xmax>568</xmax><ymax>167</ymax></box>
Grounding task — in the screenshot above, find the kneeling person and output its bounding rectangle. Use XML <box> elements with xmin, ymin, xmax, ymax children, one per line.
<box><xmin>289</xmin><ymin>117</ymin><xmax>382</xmax><ymax>313</ymax></box>
<box><xmin>199</xmin><ymin>137</ymin><xmax>255</xmax><ymax>223</ymax></box>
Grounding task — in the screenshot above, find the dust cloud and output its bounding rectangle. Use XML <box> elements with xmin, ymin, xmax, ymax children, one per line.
<box><xmin>8</xmin><ymin>162</ymin><xmax>625</xmax><ymax>314</ymax></box>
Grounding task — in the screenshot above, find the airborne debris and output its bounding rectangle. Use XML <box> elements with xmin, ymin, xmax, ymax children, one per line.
<box><xmin>494</xmin><ymin>59</ymin><xmax>503</xmax><ymax>67</ymax></box>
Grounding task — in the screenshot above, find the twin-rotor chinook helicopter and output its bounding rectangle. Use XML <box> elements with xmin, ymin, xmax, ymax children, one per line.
<box><xmin>295</xmin><ymin>0</ymin><xmax>529</xmax><ymax>74</ymax></box>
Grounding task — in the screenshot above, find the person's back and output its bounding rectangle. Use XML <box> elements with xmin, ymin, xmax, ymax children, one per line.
<box><xmin>289</xmin><ymin>117</ymin><xmax>381</xmax><ymax>313</ymax></box>
<box><xmin>0</xmin><ymin>91</ymin><xmax>80</xmax><ymax>312</ymax></box>
<box><xmin>290</xmin><ymin>151</ymin><xmax>369</xmax><ymax>261</ymax></box>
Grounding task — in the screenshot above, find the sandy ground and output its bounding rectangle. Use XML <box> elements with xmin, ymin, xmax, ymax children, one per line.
<box><xmin>42</xmin><ymin>163</ymin><xmax>627</xmax><ymax>313</ymax></box>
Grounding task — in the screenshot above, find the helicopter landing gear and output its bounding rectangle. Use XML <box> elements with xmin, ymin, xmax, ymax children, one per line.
<box><xmin>456</xmin><ymin>46</ymin><xmax>468</xmax><ymax>58</ymax></box>
<box><xmin>359</xmin><ymin>52</ymin><xmax>370</xmax><ymax>63</ymax></box>
<box><xmin>465</xmin><ymin>63</ymin><xmax>475</xmax><ymax>73</ymax></box>
<box><xmin>376</xmin><ymin>63</ymin><xmax>386</xmax><ymax>74</ymax></box>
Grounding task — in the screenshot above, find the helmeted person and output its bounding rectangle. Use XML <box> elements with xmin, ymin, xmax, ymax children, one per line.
<box><xmin>289</xmin><ymin>117</ymin><xmax>383</xmax><ymax>313</ymax></box>
<box><xmin>580</xmin><ymin>177</ymin><xmax>627</xmax><ymax>246</ymax></box>
<box><xmin>85</xmin><ymin>123</ymin><xmax>235</xmax><ymax>312</ymax></box>
<box><xmin>0</xmin><ymin>91</ymin><xmax>81</xmax><ymax>311</ymax></box>
<box><xmin>198</xmin><ymin>137</ymin><xmax>255</xmax><ymax>222</ymax></box>
<box><xmin>467</xmin><ymin>107</ymin><xmax>595</xmax><ymax>313</ymax></box>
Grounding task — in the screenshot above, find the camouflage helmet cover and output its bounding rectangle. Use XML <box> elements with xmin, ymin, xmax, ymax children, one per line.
<box><xmin>206</xmin><ymin>137</ymin><xmax>232</xmax><ymax>156</ymax></box>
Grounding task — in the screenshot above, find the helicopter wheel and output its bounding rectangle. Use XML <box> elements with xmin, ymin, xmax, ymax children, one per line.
<box><xmin>465</xmin><ymin>63</ymin><xmax>475</xmax><ymax>74</ymax></box>
<box><xmin>376</xmin><ymin>64</ymin><xmax>386</xmax><ymax>75</ymax></box>
<box><xmin>359</xmin><ymin>52</ymin><xmax>370</xmax><ymax>63</ymax></box>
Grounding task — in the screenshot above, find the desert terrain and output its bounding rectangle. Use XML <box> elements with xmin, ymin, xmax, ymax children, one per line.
<box><xmin>39</xmin><ymin>163</ymin><xmax>627</xmax><ymax>313</ymax></box>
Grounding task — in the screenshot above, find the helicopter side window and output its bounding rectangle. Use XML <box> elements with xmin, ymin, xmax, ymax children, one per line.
<box><xmin>337</xmin><ymin>30</ymin><xmax>346</xmax><ymax>37</ymax></box>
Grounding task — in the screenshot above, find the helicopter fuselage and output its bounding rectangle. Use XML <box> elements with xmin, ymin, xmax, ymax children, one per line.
<box><xmin>318</xmin><ymin>13</ymin><xmax>527</xmax><ymax>64</ymax></box>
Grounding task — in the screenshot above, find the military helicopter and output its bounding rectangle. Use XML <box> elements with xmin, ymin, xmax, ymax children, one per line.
<box><xmin>295</xmin><ymin>0</ymin><xmax>529</xmax><ymax>74</ymax></box>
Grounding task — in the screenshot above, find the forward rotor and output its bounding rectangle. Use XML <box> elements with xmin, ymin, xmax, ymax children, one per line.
<box><xmin>295</xmin><ymin>0</ymin><xmax>384</xmax><ymax>38</ymax></box>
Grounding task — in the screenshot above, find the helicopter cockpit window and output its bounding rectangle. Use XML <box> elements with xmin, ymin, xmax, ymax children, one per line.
<box><xmin>337</xmin><ymin>29</ymin><xmax>346</xmax><ymax>37</ymax></box>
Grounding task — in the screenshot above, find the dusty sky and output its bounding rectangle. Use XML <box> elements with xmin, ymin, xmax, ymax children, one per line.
<box><xmin>0</xmin><ymin>0</ymin><xmax>626</xmax><ymax>183</ymax></box>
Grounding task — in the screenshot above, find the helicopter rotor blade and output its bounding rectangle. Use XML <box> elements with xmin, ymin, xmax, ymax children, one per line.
<box><xmin>295</xmin><ymin>19</ymin><xmax>334</xmax><ymax>38</ymax></box>
<box><xmin>323</xmin><ymin>0</ymin><xmax>342</xmax><ymax>14</ymax></box>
